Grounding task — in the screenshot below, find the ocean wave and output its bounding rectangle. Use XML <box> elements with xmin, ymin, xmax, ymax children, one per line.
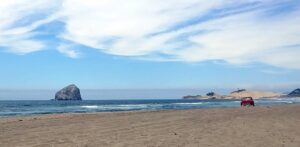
<box><xmin>174</xmin><ymin>102</ymin><xmax>203</xmax><ymax>105</ymax></box>
<box><xmin>80</xmin><ymin>105</ymin><xmax>99</xmax><ymax>109</ymax></box>
<box><xmin>1</xmin><ymin>99</ymin><xmax>299</xmax><ymax>117</ymax></box>
<box><xmin>256</xmin><ymin>99</ymin><xmax>295</xmax><ymax>104</ymax></box>
<box><xmin>286</xmin><ymin>101</ymin><xmax>294</xmax><ymax>104</ymax></box>
<box><xmin>79</xmin><ymin>104</ymin><xmax>151</xmax><ymax>110</ymax></box>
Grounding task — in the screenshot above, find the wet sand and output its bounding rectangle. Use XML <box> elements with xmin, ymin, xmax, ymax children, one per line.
<box><xmin>1</xmin><ymin>105</ymin><xmax>300</xmax><ymax>147</ymax></box>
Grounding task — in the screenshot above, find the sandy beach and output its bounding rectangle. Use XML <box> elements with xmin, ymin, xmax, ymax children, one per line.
<box><xmin>1</xmin><ymin>105</ymin><xmax>300</xmax><ymax>147</ymax></box>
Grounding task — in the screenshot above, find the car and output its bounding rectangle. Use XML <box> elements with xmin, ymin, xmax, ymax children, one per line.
<box><xmin>241</xmin><ymin>97</ymin><xmax>255</xmax><ymax>107</ymax></box>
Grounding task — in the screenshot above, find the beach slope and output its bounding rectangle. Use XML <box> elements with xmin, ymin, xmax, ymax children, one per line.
<box><xmin>1</xmin><ymin>105</ymin><xmax>300</xmax><ymax>147</ymax></box>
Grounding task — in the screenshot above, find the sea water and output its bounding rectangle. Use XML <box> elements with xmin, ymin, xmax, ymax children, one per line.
<box><xmin>0</xmin><ymin>98</ymin><xmax>299</xmax><ymax>117</ymax></box>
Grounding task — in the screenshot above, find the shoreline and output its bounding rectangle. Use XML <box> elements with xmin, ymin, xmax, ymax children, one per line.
<box><xmin>1</xmin><ymin>104</ymin><xmax>300</xmax><ymax>146</ymax></box>
<box><xmin>0</xmin><ymin>103</ymin><xmax>298</xmax><ymax>121</ymax></box>
<box><xmin>1</xmin><ymin>98</ymin><xmax>299</xmax><ymax>119</ymax></box>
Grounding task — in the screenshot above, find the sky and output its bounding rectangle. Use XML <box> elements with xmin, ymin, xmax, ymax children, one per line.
<box><xmin>0</xmin><ymin>0</ymin><xmax>300</xmax><ymax>95</ymax></box>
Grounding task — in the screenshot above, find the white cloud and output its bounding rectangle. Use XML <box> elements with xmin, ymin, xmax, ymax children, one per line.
<box><xmin>0</xmin><ymin>0</ymin><xmax>61</xmax><ymax>54</ymax></box>
<box><xmin>1</xmin><ymin>0</ymin><xmax>299</xmax><ymax>69</ymax></box>
<box><xmin>58</xmin><ymin>0</ymin><xmax>300</xmax><ymax>69</ymax></box>
<box><xmin>259</xmin><ymin>48</ymin><xmax>300</xmax><ymax>69</ymax></box>
<box><xmin>1</xmin><ymin>39</ymin><xmax>45</xmax><ymax>55</ymax></box>
<box><xmin>60</xmin><ymin>0</ymin><xmax>240</xmax><ymax>55</ymax></box>
<box><xmin>175</xmin><ymin>7</ymin><xmax>300</xmax><ymax>65</ymax></box>
<box><xmin>57</xmin><ymin>44</ymin><xmax>80</xmax><ymax>58</ymax></box>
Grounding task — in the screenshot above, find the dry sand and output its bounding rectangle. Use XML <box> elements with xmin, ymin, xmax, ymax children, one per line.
<box><xmin>228</xmin><ymin>90</ymin><xmax>282</xmax><ymax>99</ymax></box>
<box><xmin>1</xmin><ymin>105</ymin><xmax>300</xmax><ymax>147</ymax></box>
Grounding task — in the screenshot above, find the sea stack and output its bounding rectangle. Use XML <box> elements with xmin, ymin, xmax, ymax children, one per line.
<box><xmin>55</xmin><ymin>84</ymin><xmax>82</xmax><ymax>100</ymax></box>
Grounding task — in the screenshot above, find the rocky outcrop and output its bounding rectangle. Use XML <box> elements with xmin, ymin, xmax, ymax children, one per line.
<box><xmin>183</xmin><ymin>92</ymin><xmax>223</xmax><ymax>100</ymax></box>
<box><xmin>183</xmin><ymin>95</ymin><xmax>203</xmax><ymax>99</ymax></box>
<box><xmin>54</xmin><ymin>84</ymin><xmax>82</xmax><ymax>100</ymax></box>
<box><xmin>288</xmin><ymin>88</ymin><xmax>300</xmax><ymax>97</ymax></box>
<box><xmin>230</xmin><ymin>89</ymin><xmax>246</xmax><ymax>94</ymax></box>
<box><xmin>206</xmin><ymin>92</ymin><xmax>216</xmax><ymax>97</ymax></box>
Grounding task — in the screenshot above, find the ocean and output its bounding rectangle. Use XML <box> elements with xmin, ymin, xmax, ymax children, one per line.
<box><xmin>0</xmin><ymin>98</ymin><xmax>300</xmax><ymax>118</ymax></box>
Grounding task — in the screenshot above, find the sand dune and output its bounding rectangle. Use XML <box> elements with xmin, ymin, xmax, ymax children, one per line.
<box><xmin>228</xmin><ymin>90</ymin><xmax>282</xmax><ymax>99</ymax></box>
<box><xmin>1</xmin><ymin>105</ymin><xmax>300</xmax><ymax>147</ymax></box>
<box><xmin>184</xmin><ymin>90</ymin><xmax>283</xmax><ymax>99</ymax></box>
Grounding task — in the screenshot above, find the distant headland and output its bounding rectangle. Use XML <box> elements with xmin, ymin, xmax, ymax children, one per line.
<box><xmin>183</xmin><ymin>88</ymin><xmax>300</xmax><ymax>100</ymax></box>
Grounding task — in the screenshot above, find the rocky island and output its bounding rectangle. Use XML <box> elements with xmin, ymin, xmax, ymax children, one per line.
<box><xmin>54</xmin><ymin>84</ymin><xmax>82</xmax><ymax>100</ymax></box>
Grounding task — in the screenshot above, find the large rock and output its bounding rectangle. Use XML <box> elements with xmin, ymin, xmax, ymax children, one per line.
<box><xmin>288</xmin><ymin>88</ymin><xmax>300</xmax><ymax>97</ymax></box>
<box><xmin>55</xmin><ymin>84</ymin><xmax>82</xmax><ymax>100</ymax></box>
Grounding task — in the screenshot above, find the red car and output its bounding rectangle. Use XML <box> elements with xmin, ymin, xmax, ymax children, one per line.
<box><xmin>241</xmin><ymin>97</ymin><xmax>255</xmax><ymax>107</ymax></box>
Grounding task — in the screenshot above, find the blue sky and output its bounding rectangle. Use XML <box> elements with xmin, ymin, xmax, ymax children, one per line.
<box><xmin>0</xmin><ymin>0</ymin><xmax>300</xmax><ymax>91</ymax></box>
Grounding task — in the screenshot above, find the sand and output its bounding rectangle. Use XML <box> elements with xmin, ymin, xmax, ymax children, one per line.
<box><xmin>183</xmin><ymin>90</ymin><xmax>283</xmax><ymax>99</ymax></box>
<box><xmin>1</xmin><ymin>105</ymin><xmax>300</xmax><ymax>147</ymax></box>
<box><xmin>228</xmin><ymin>90</ymin><xmax>282</xmax><ymax>99</ymax></box>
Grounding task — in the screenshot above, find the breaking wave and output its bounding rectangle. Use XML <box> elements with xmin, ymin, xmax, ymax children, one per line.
<box><xmin>1</xmin><ymin>97</ymin><xmax>299</xmax><ymax>117</ymax></box>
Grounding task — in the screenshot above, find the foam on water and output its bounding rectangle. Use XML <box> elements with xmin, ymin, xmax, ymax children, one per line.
<box><xmin>0</xmin><ymin>97</ymin><xmax>299</xmax><ymax>117</ymax></box>
<box><xmin>174</xmin><ymin>102</ymin><xmax>203</xmax><ymax>105</ymax></box>
<box><xmin>80</xmin><ymin>105</ymin><xmax>99</xmax><ymax>109</ymax></box>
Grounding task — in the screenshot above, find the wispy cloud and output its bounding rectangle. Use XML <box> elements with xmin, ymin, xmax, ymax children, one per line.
<box><xmin>1</xmin><ymin>0</ymin><xmax>300</xmax><ymax>69</ymax></box>
<box><xmin>0</xmin><ymin>0</ymin><xmax>61</xmax><ymax>54</ymax></box>
<box><xmin>57</xmin><ymin>44</ymin><xmax>80</xmax><ymax>58</ymax></box>
<box><xmin>58</xmin><ymin>0</ymin><xmax>300</xmax><ymax>69</ymax></box>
